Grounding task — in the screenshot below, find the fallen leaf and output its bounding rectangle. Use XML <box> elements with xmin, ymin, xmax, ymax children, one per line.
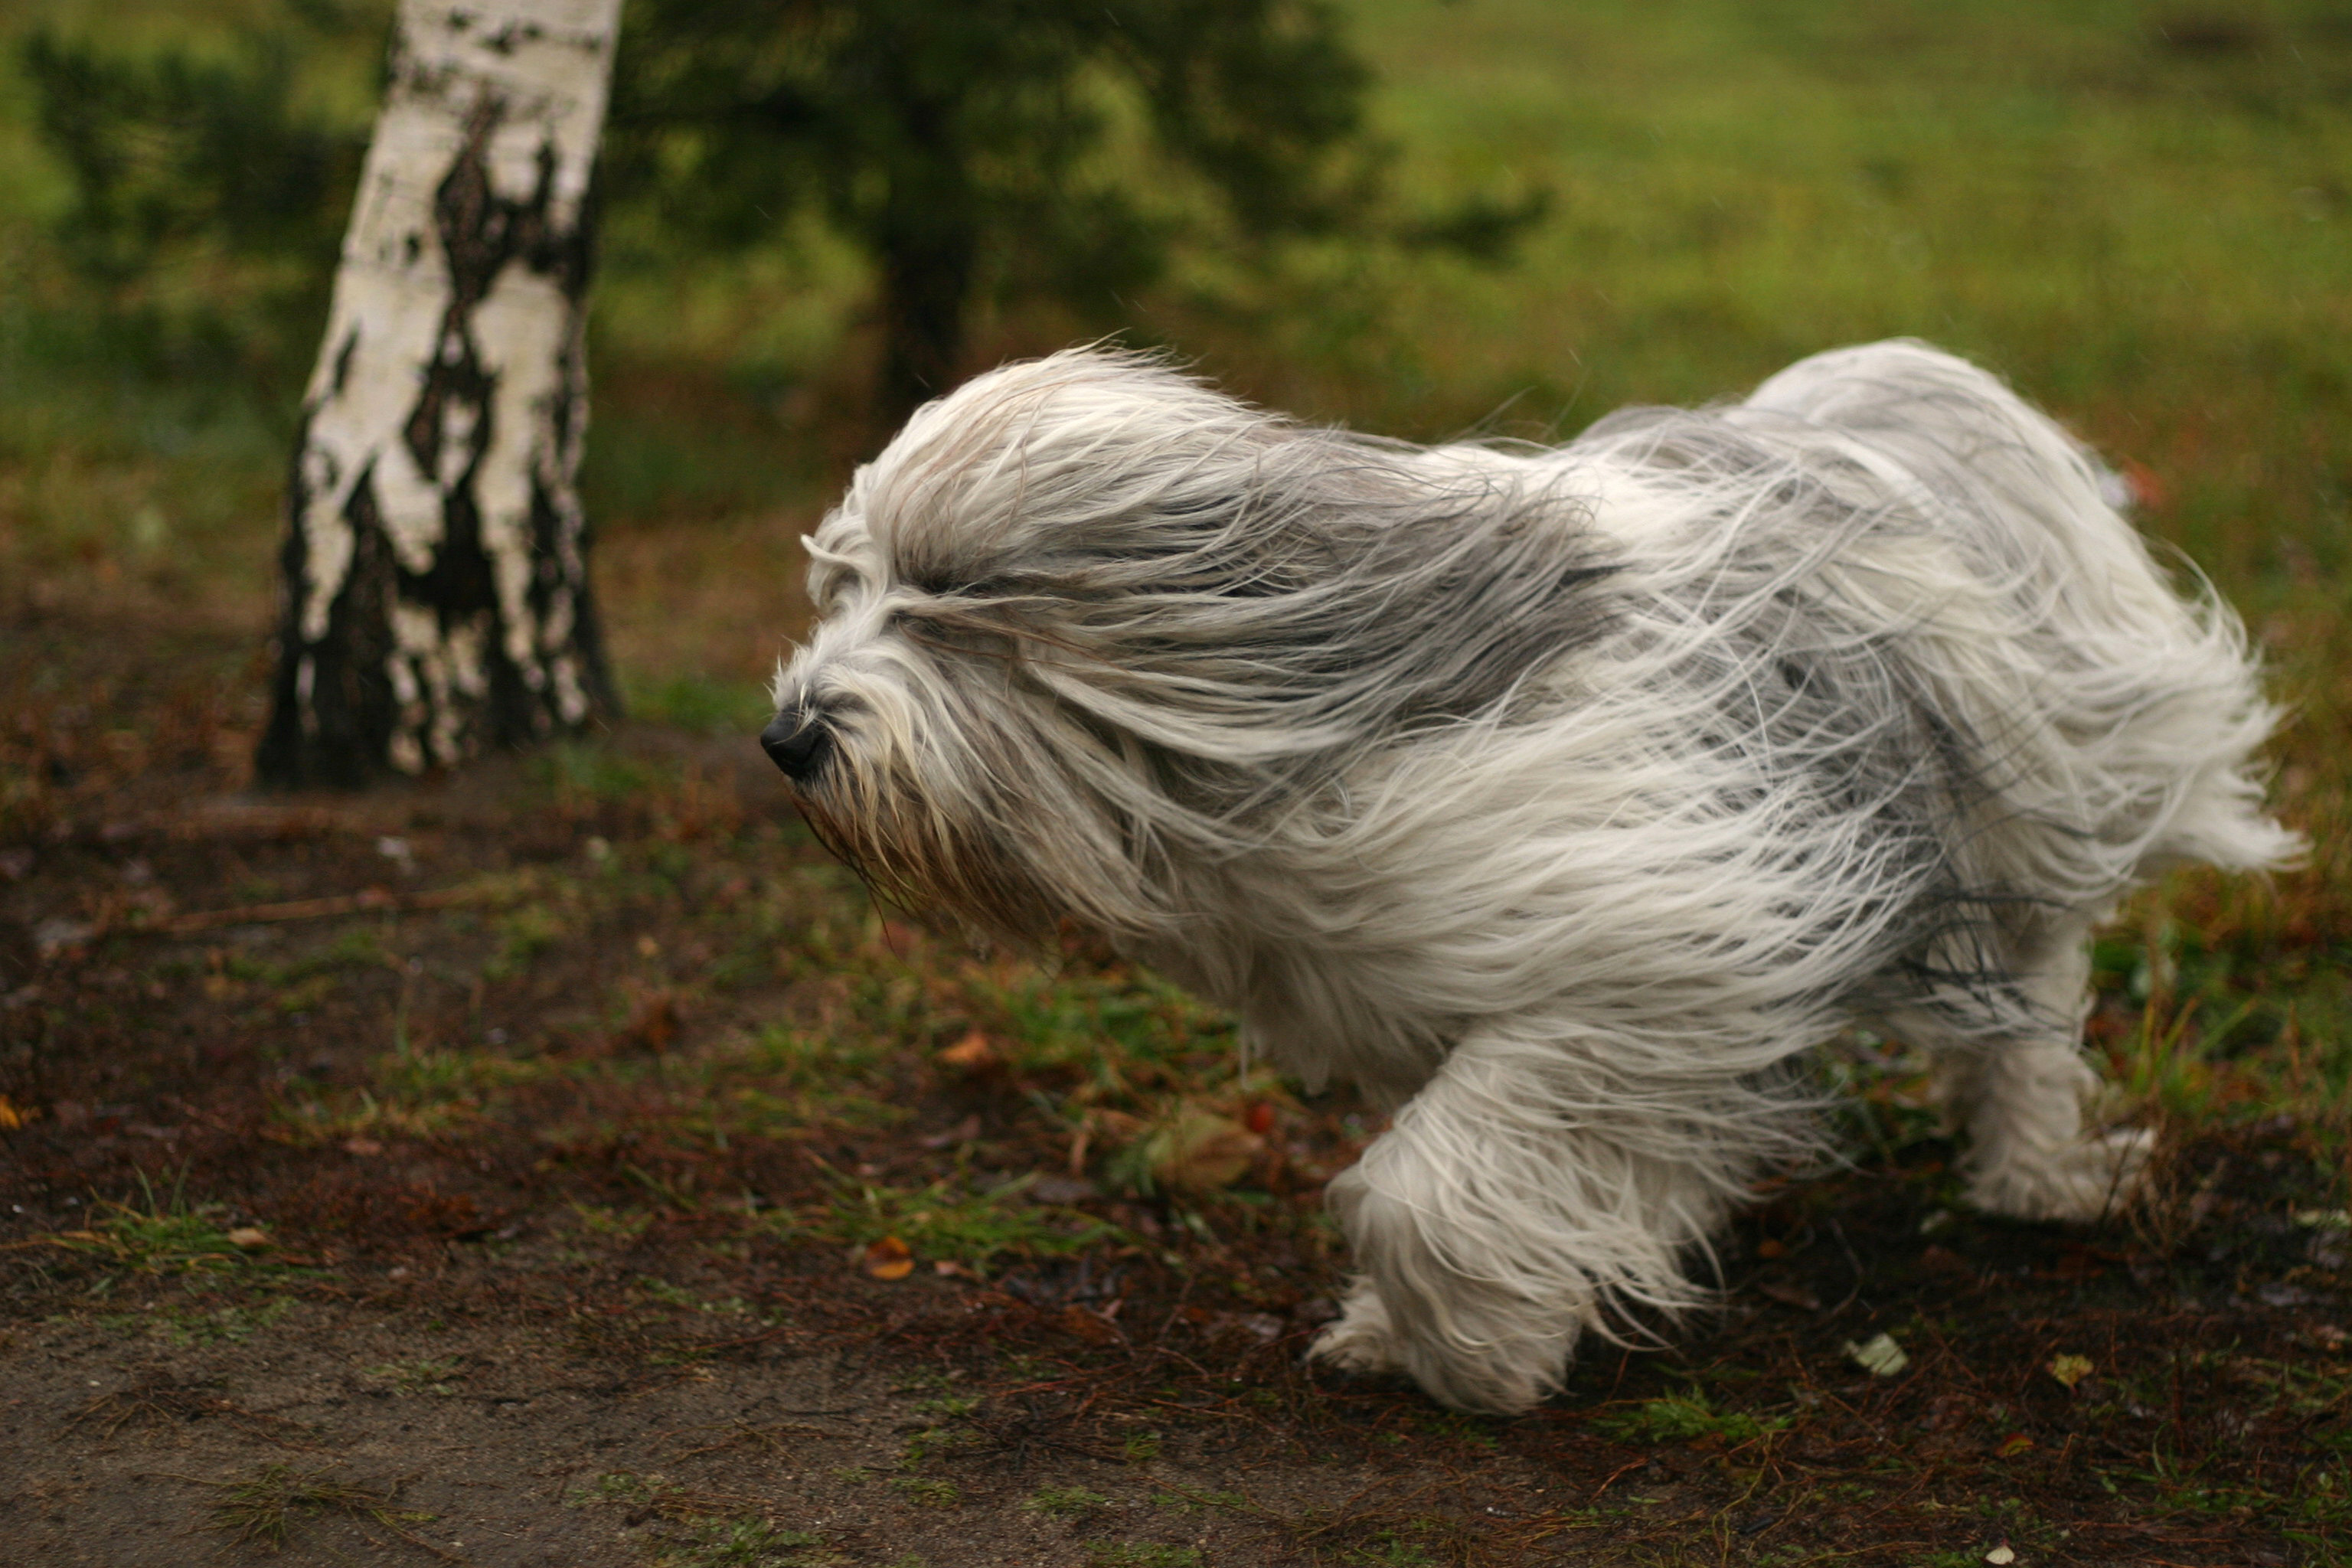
<box><xmin>1844</xmin><ymin>1333</ymin><xmax>1909</xmax><ymax>1377</ymax></box>
<box><xmin>936</xmin><ymin>1031</ymin><xmax>998</xmax><ymax>1072</ymax></box>
<box><xmin>2047</xmin><ymin>1354</ymin><xmax>2093</xmax><ymax>1389</ymax></box>
<box><xmin>226</xmin><ymin>1227</ymin><xmax>270</xmax><ymax>1250</ymax></box>
<box><xmin>1057</xmin><ymin>1304</ymin><xmax>1121</xmax><ymax>1344</ymax></box>
<box><xmin>0</xmin><ymin>1096</ymin><xmax>25</xmax><ymax>1131</ymax></box>
<box><xmin>1027</xmin><ymin>1174</ymin><xmax>1096</xmax><ymax>1204</ymax></box>
<box><xmin>621</xmin><ymin>989</ymin><xmax>680</xmax><ymax>1053</ymax></box>
<box><xmin>861</xmin><ymin>1236</ymin><xmax>914</xmax><ymax>1280</ymax></box>
<box><xmin>33</xmin><ymin>918</ymin><xmax>93</xmax><ymax>957</ymax></box>
<box><xmin>920</xmin><ymin>1113</ymin><xmax>983</xmax><ymax>1149</ymax></box>
<box><xmin>1208</xmin><ymin>1312</ymin><xmax>1285</xmax><ymax>1346</ymax></box>
<box><xmin>1994</xmin><ymin>1433</ymin><xmax>2034</xmax><ymax>1458</ymax></box>
<box><xmin>1984</xmin><ymin>1545</ymin><xmax>2017</xmax><ymax>1565</ymax></box>
<box><xmin>2120</xmin><ymin>456</ymin><xmax>2168</xmax><ymax>511</ymax></box>
<box><xmin>1145</xmin><ymin>1106</ymin><xmax>1263</xmax><ymax>1191</ymax></box>
<box><xmin>2050</xmin><ymin>1246</ymin><xmax>2105</xmax><ymax>1281</ymax></box>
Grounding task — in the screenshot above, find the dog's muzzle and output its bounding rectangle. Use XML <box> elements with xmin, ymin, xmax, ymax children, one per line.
<box><xmin>760</xmin><ymin>704</ymin><xmax>834</xmax><ymax>782</ymax></box>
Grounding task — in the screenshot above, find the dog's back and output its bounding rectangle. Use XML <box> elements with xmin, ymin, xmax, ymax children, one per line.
<box><xmin>1555</xmin><ymin>340</ymin><xmax>2296</xmax><ymax>998</ymax></box>
<box><xmin>1753</xmin><ymin>341</ymin><xmax>2292</xmax><ymax>874</ymax></box>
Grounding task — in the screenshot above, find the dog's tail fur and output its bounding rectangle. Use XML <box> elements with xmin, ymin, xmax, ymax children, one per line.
<box><xmin>1731</xmin><ymin>338</ymin><xmax>2299</xmax><ymax>886</ymax></box>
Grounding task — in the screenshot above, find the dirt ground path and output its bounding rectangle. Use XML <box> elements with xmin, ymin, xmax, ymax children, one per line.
<box><xmin>9</xmin><ymin>1303</ymin><xmax>1423</xmax><ymax>1567</ymax></box>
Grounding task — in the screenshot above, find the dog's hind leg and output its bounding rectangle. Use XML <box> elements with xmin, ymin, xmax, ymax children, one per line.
<box><xmin>1939</xmin><ymin>1037</ymin><xmax>2151</xmax><ymax>1223</ymax></box>
<box><xmin>1913</xmin><ymin>918</ymin><xmax>2152</xmax><ymax>1223</ymax></box>
<box><xmin>1310</xmin><ymin>1026</ymin><xmax>1762</xmax><ymax>1414</ymax></box>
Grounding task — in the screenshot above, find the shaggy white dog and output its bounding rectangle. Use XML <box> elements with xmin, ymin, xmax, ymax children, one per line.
<box><xmin>761</xmin><ymin>341</ymin><xmax>2297</xmax><ymax>1414</ymax></box>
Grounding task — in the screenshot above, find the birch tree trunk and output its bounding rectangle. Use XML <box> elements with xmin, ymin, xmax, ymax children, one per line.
<box><xmin>257</xmin><ymin>0</ymin><xmax>622</xmax><ymax>788</ymax></box>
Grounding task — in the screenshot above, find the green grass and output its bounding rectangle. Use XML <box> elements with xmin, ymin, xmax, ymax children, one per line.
<box><xmin>198</xmin><ymin>1462</ymin><xmax>436</xmax><ymax>1554</ymax></box>
<box><xmin>97</xmin><ymin>1295</ymin><xmax>292</xmax><ymax>1345</ymax></box>
<box><xmin>31</xmin><ymin>1180</ymin><xmax>299</xmax><ymax>1283</ymax></box>
<box><xmin>624</xmin><ymin>671</ymin><xmax>777</xmax><ymax>736</ymax></box>
<box><xmin>1339</xmin><ymin>2</ymin><xmax>2352</xmax><ymax>433</ymax></box>
<box><xmin>1591</xmin><ymin>1390</ymin><xmax>1792</xmax><ymax>1448</ymax></box>
<box><xmin>891</xmin><ymin>1475</ymin><xmax>961</xmax><ymax>1508</ymax></box>
<box><xmin>1025</xmin><ymin>1485</ymin><xmax>1114</xmax><ymax>1518</ymax></box>
<box><xmin>564</xmin><ymin>1475</ymin><xmax>832</xmax><ymax>1566</ymax></box>
<box><xmin>1340</xmin><ymin>1530</ymin><xmax>1442</xmax><ymax>1567</ymax></box>
<box><xmin>1085</xmin><ymin>1545</ymin><xmax>1203</xmax><ymax>1568</ymax></box>
<box><xmin>788</xmin><ymin>1173</ymin><xmax>1119</xmax><ymax>1278</ymax></box>
<box><xmin>361</xmin><ymin>1356</ymin><xmax>463</xmax><ymax>1396</ymax></box>
<box><xmin>671</xmin><ymin>1517</ymin><xmax>828</xmax><ymax>1568</ymax></box>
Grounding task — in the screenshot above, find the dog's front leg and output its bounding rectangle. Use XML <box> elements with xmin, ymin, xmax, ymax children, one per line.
<box><xmin>1309</xmin><ymin>1027</ymin><xmax>1748</xmax><ymax>1414</ymax></box>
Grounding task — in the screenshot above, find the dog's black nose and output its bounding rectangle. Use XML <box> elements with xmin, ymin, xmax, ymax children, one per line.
<box><xmin>760</xmin><ymin>706</ymin><xmax>833</xmax><ymax>782</ymax></box>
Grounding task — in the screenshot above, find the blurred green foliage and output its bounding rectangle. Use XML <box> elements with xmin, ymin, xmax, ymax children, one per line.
<box><xmin>12</xmin><ymin>0</ymin><xmax>1540</xmax><ymax>427</ymax></box>
<box><xmin>18</xmin><ymin>14</ymin><xmax>358</xmax><ymax>288</ymax></box>
<box><xmin>609</xmin><ymin>0</ymin><xmax>1384</xmax><ymax>423</ymax></box>
<box><xmin>4</xmin><ymin>1</ymin><xmax>2342</xmax><ymax>560</ymax></box>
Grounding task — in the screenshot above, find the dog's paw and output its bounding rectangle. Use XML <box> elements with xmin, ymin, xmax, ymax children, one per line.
<box><xmin>1967</xmin><ymin>1126</ymin><xmax>2154</xmax><ymax>1223</ymax></box>
<box><xmin>1306</xmin><ymin>1279</ymin><xmax>1406</xmax><ymax>1377</ymax></box>
<box><xmin>1308</xmin><ymin>1279</ymin><xmax>1563</xmax><ymax>1415</ymax></box>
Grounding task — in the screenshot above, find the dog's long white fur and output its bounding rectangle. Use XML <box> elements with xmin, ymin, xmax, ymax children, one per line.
<box><xmin>772</xmin><ymin>340</ymin><xmax>2298</xmax><ymax>1413</ymax></box>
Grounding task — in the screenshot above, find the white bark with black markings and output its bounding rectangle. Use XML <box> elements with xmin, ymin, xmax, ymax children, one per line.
<box><xmin>259</xmin><ymin>0</ymin><xmax>622</xmax><ymax>787</ymax></box>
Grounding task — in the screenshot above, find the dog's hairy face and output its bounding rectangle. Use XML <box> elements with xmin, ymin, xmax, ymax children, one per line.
<box><xmin>766</xmin><ymin>349</ymin><xmax>1615</xmax><ymax>943</ymax></box>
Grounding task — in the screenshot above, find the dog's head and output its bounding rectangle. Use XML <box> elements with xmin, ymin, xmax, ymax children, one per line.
<box><xmin>763</xmin><ymin>348</ymin><xmax>1614</xmax><ymax>942</ymax></box>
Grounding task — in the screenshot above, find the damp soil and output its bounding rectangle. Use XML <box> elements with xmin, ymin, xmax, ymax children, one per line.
<box><xmin>2</xmin><ymin>598</ymin><xmax>2344</xmax><ymax>1567</ymax></box>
